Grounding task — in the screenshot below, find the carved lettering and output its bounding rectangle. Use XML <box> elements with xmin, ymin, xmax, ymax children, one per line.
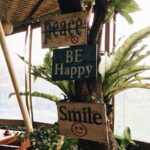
<box><xmin>44</xmin><ymin>18</ymin><xmax>83</xmax><ymax>44</ymax></box>
<box><xmin>59</xmin><ymin>106</ymin><xmax>103</xmax><ymax>125</ymax></box>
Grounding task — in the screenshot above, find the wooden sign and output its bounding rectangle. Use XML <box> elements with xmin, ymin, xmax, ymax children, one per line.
<box><xmin>57</xmin><ymin>102</ymin><xmax>108</xmax><ymax>143</ymax></box>
<box><xmin>52</xmin><ymin>45</ymin><xmax>97</xmax><ymax>80</ymax></box>
<box><xmin>41</xmin><ymin>12</ymin><xmax>87</xmax><ymax>48</ymax></box>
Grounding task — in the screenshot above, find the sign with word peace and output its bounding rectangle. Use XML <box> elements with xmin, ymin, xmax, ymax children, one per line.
<box><xmin>52</xmin><ymin>45</ymin><xmax>97</xmax><ymax>80</ymax></box>
<box><xmin>57</xmin><ymin>102</ymin><xmax>108</xmax><ymax>143</ymax></box>
<box><xmin>41</xmin><ymin>12</ymin><xmax>87</xmax><ymax>48</ymax></box>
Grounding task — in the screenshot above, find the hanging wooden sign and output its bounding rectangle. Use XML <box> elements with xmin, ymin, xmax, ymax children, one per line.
<box><xmin>52</xmin><ymin>45</ymin><xmax>97</xmax><ymax>80</ymax></box>
<box><xmin>57</xmin><ymin>102</ymin><xmax>108</xmax><ymax>143</ymax></box>
<box><xmin>41</xmin><ymin>12</ymin><xmax>87</xmax><ymax>48</ymax></box>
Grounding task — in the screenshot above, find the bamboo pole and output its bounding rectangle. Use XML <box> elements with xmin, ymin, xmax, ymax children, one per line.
<box><xmin>25</xmin><ymin>27</ymin><xmax>29</xmax><ymax>114</ymax></box>
<box><xmin>0</xmin><ymin>21</ymin><xmax>33</xmax><ymax>132</ymax></box>
<box><xmin>25</xmin><ymin>25</ymin><xmax>33</xmax><ymax>122</ymax></box>
<box><xmin>28</xmin><ymin>26</ymin><xmax>34</xmax><ymax>122</ymax></box>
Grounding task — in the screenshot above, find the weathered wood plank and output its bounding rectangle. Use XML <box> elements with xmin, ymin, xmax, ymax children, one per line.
<box><xmin>0</xmin><ymin>119</ymin><xmax>53</xmax><ymax>129</ymax></box>
<box><xmin>41</xmin><ymin>11</ymin><xmax>87</xmax><ymax>48</ymax></box>
<box><xmin>57</xmin><ymin>102</ymin><xmax>108</xmax><ymax>143</ymax></box>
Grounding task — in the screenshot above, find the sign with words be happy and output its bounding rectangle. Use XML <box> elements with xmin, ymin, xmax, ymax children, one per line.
<box><xmin>41</xmin><ymin>12</ymin><xmax>87</xmax><ymax>48</ymax></box>
<box><xmin>52</xmin><ymin>45</ymin><xmax>97</xmax><ymax>80</ymax></box>
<box><xmin>57</xmin><ymin>102</ymin><xmax>108</xmax><ymax>143</ymax></box>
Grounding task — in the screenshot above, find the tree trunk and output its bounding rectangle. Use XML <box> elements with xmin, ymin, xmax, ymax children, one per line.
<box><xmin>58</xmin><ymin>0</ymin><xmax>115</xmax><ymax>149</ymax></box>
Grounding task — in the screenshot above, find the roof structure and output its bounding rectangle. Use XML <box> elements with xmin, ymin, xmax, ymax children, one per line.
<box><xmin>0</xmin><ymin>0</ymin><xmax>60</xmax><ymax>34</ymax></box>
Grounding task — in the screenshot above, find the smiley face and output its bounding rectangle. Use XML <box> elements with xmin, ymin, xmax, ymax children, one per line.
<box><xmin>71</xmin><ymin>123</ymin><xmax>87</xmax><ymax>137</ymax></box>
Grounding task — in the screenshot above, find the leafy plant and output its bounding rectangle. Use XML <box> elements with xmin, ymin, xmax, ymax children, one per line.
<box><xmin>31</xmin><ymin>49</ymin><xmax>75</xmax><ymax>97</ymax></box>
<box><xmin>0</xmin><ymin>125</ymin><xmax>26</xmax><ymax>131</ymax></box>
<box><xmin>9</xmin><ymin>1</ymin><xmax>150</xmax><ymax>148</ymax></box>
<box><xmin>11</xmin><ymin>26</ymin><xmax>150</xmax><ymax>116</ymax></box>
<box><xmin>105</xmin><ymin>0</ymin><xmax>140</xmax><ymax>24</ymax></box>
<box><xmin>99</xmin><ymin>26</ymin><xmax>150</xmax><ymax>102</ymax></box>
<box><xmin>18</xmin><ymin>123</ymin><xmax>78</xmax><ymax>150</ymax></box>
<box><xmin>114</xmin><ymin>127</ymin><xmax>135</xmax><ymax>150</ymax></box>
<box><xmin>61</xmin><ymin>137</ymin><xmax>78</xmax><ymax>150</ymax></box>
<box><xmin>81</xmin><ymin>0</ymin><xmax>140</xmax><ymax>24</ymax></box>
<box><xmin>10</xmin><ymin>1</ymin><xmax>143</xmax><ymax>104</ymax></box>
<box><xmin>10</xmin><ymin>49</ymin><xmax>75</xmax><ymax>102</ymax></box>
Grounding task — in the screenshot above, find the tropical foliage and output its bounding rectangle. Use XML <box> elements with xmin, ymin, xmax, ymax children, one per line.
<box><xmin>81</xmin><ymin>0</ymin><xmax>140</xmax><ymax>24</ymax></box>
<box><xmin>17</xmin><ymin>123</ymin><xmax>78</xmax><ymax>150</ymax></box>
<box><xmin>12</xmin><ymin>49</ymin><xmax>75</xmax><ymax>102</ymax></box>
<box><xmin>7</xmin><ymin>1</ymin><xmax>149</xmax><ymax>150</ymax></box>
<box><xmin>114</xmin><ymin>127</ymin><xmax>135</xmax><ymax>150</ymax></box>
<box><xmin>106</xmin><ymin>0</ymin><xmax>140</xmax><ymax>23</ymax></box>
<box><xmin>10</xmin><ymin>0</ymin><xmax>143</xmax><ymax>103</ymax></box>
<box><xmin>12</xmin><ymin>26</ymin><xmax>150</xmax><ymax>105</ymax></box>
<box><xmin>99</xmin><ymin>26</ymin><xmax>150</xmax><ymax>102</ymax></box>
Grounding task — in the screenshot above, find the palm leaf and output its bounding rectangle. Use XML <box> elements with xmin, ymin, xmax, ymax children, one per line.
<box><xmin>106</xmin><ymin>83</ymin><xmax>150</xmax><ymax>99</ymax></box>
<box><xmin>128</xmin><ymin>45</ymin><xmax>147</xmax><ymax>61</ymax></box>
<box><xmin>123</xmin><ymin>51</ymin><xmax>150</xmax><ymax>68</ymax></box>
<box><xmin>9</xmin><ymin>91</ymin><xmax>60</xmax><ymax>102</ymax></box>
<box><xmin>104</xmin><ymin>65</ymin><xmax>150</xmax><ymax>93</ymax></box>
<box><xmin>107</xmin><ymin>26</ymin><xmax>150</xmax><ymax>75</ymax></box>
<box><xmin>121</xmin><ymin>1</ymin><xmax>141</xmax><ymax>13</ymax></box>
<box><xmin>30</xmin><ymin>55</ymin><xmax>75</xmax><ymax>97</ymax></box>
<box><xmin>103</xmin><ymin>26</ymin><xmax>150</xmax><ymax>101</ymax></box>
<box><xmin>119</xmin><ymin>10</ymin><xmax>133</xmax><ymax>24</ymax></box>
<box><xmin>106</xmin><ymin>0</ymin><xmax>140</xmax><ymax>23</ymax></box>
<box><xmin>127</xmin><ymin>76</ymin><xmax>150</xmax><ymax>84</ymax></box>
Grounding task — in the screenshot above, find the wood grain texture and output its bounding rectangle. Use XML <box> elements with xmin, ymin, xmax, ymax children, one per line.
<box><xmin>41</xmin><ymin>12</ymin><xmax>87</xmax><ymax>48</ymax></box>
<box><xmin>57</xmin><ymin>102</ymin><xmax>108</xmax><ymax>143</ymax></box>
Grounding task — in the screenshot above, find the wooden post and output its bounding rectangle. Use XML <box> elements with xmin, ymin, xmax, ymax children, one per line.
<box><xmin>25</xmin><ymin>25</ymin><xmax>33</xmax><ymax>123</ymax></box>
<box><xmin>28</xmin><ymin>26</ymin><xmax>33</xmax><ymax>122</ymax></box>
<box><xmin>0</xmin><ymin>21</ymin><xmax>33</xmax><ymax>132</ymax></box>
<box><xmin>105</xmin><ymin>22</ymin><xmax>110</xmax><ymax>53</ymax></box>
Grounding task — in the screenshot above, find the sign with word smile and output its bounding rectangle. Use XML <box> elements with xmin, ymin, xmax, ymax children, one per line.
<box><xmin>52</xmin><ymin>45</ymin><xmax>97</xmax><ymax>80</ymax></box>
<box><xmin>57</xmin><ymin>102</ymin><xmax>108</xmax><ymax>143</ymax></box>
<box><xmin>41</xmin><ymin>12</ymin><xmax>87</xmax><ymax>48</ymax></box>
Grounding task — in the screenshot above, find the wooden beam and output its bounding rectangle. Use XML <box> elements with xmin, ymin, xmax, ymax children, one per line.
<box><xmin>25</xmin><ymin>0</ymin><xmax>44</xmax><ymax>21</ymax></box>
<box><xmin>58</xmin><ymin>0</ymin><xmax>82</xmax><ymax>13</ymax></box>
<box><xmin>0</xmin><ymin>144</ymin><xmax>20</xmax><ymax>150</ymax></box>
<box><xmin>0</xmin><ymin>135</ymin><xmax>18</xmax><ymax>145</ymax></box>
<box><xmin>11</xmin><ymin>10</ymin><xmax>60</xmax><ymax>35</ymax></box>
<box><xmin>105</xmin><ymin>22</ymin><xmax>110</xmax><ymax>53</ymax></box>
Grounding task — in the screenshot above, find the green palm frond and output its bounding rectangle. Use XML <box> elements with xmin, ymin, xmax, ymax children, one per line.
<box><xmin>103</xmin><ymin>26</ymin><xmax>150</xmax><ymax>101</ymax></box>
<box><xmin>107</xmin><ymin>26</ymin><xmax>150</xmax><ymax>75</ymax></box>
<box><xmin>105</xmin><ymin>83</ymin><xmax>150</xmax><ymax>100</ymax></box>
<box><xmin>30</xmin><ymin>49</ymin><xmax>75</xmax><ymax>97</ymax></box>
<box><xmin>104</xmin><ymin>65</ymin><xmax>150</xmax><ymax>95</ymax></box>
<box><xmin>16</xmin><ymin>49</ymin><xmax>75</xmax><ymax>102</ymax></box>
<box><xmin>9</xmin><ymin>91</ymin><xmax>60</xmax><ymax>102</ymax></box>
<box><xmin>105</xmin><ymin>0</ymin><xmax>140</xmax><ymax>23</ymax></box>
